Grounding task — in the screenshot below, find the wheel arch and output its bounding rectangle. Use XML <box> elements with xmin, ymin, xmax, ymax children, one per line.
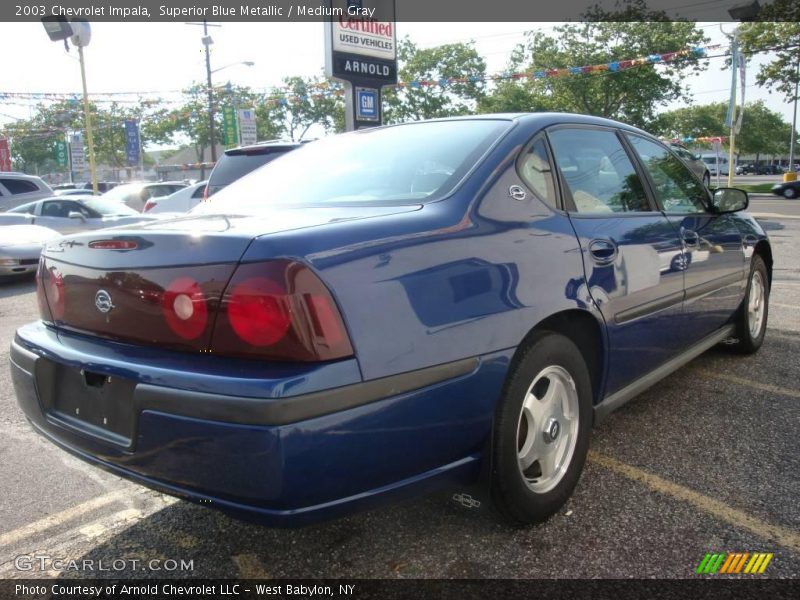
<box><xmin>754</xmin><ymin>240</ymin><xmax>773</xmax><ymax>286</ymax></box>
<box><xmin>508</xmin><ymin>309</ymin><xmax>606</xmax><ymax>407</ymax></box>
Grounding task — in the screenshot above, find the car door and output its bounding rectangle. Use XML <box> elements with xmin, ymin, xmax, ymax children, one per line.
<box><xmin>625</xmin><ymin>134</ymin><xmax>746</xmax><ymax>342</ymax></box>
<box><xmin>34</xmin><ymin>200</ymin><xmax>97</xmax><ymax>234</ymax></box>
<box><xmin>546</xmin><ymin>126</ymin><xmax>687</xmax><ymax>395</ymax></box>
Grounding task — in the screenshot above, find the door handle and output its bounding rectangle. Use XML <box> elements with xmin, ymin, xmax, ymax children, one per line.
<box><xmin>681</xmin><ymin>228</ymin><xmax>699</xmax><ymax>247</ymax></box>
<box><xmin>588</xmin><ymin>239</ymin><xmax>618</xmax><ymax>265</ymax></box>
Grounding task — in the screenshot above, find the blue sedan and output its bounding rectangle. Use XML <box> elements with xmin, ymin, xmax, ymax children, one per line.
<box><xmin>11</xmin><ymin>114</ymin><xmax>771</xmax><ymax>526</ymax></box>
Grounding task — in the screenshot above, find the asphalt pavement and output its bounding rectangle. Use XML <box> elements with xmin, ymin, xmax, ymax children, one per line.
<box><xmin>0</xmin><ymin>195</ymin><xmax>798</xmax><ymax>579</ymax></box>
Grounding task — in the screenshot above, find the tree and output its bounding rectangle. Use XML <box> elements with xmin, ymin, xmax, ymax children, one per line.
<box><xmin>383</xmin><ymin>38</ymin><xmax>487</xmax><ymax>123</ymax></box>
<box><xmin>653</xmin><ymin>100</ymin><xmax>795</xmax><ymax>161</ymax></box>
<box><xmin>478</xmin><ymin>0</ymin><xmax>709</xmax><ymax>129</ymax></box>
<box><xmin>268</xmin><ymin>76</ymin><xmax>344</xmax><ymax>140</ymax></box>
<box><xmin>738</xmin><ymin>2</ymin><xmax>800</xmax><ymax>105</ymax></box>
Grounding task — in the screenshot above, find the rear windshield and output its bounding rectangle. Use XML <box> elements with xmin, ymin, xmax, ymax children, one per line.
<box><xmin>208</xmin><ymin>149</ymin><xmax>293</xmax><ymax>189</ymax></box>
<box><xmin>197</xmin><ymin>120</ymin><xmax>510</xmax><ymax>213</ymax></box>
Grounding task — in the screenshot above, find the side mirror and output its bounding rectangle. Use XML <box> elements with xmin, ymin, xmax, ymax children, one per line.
<box><xmin>712</xmin><ymin>188</ymin><xmax>748</xmax><ymax>213</ymax></box>
<box><xmin>68</xmin><ymin>211</ymin><xmax>86</xmax><ymax>221</ymax></box>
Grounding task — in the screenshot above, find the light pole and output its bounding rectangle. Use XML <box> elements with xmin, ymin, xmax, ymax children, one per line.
<box><xmin>788</xmin><ymin>56</ymin><xmax>799</xmax><ymax>180</ymax></box>
<box><xmin>41</xmin><ymin>17</ymin><xmax>98</xmax><ymax>194</ymax></box>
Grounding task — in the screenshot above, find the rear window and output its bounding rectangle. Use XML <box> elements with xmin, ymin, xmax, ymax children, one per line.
<box><xmin>0</xmin><ymin>178</ymin><xmax>39</xmax><ymax>194</ymax></box>
<box><xmin>199</xmin><ymin>120</ymin><xmax>510</xmax><ymax>213</ymax></box>
<box><xmin>207</xmin><ymin>149</ymin><xmax>292</xmax><ymax>192</ymax></box>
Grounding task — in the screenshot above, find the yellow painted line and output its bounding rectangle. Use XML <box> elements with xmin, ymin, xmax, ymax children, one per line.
<box><xmin>759</xmin><ymin>553</ymin><xmax>774</xmax><ymax>573</ymax></box>
<box><xmin>691</xmin><ymin>368</ymin><xmax>800</xmax><ymax>399</ymax></box>
<box><xmin>588</xmin><ymin>452</ymin><xmax>800</xmax><ymax>553</ymax></box>
<box><xmin>232</xmin><ymin>554</ymin><xmax>271</xmax><ymax>579</ymax></box>
<box><xmin>0</xmin><ymin>489</ymin><xmax>131</xmax><ymax>548</ymax></box>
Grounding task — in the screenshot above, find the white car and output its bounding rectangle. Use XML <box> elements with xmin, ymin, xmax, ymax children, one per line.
<box><xmin>0</xmin><ymin>225</ymin><xmax>60</xmax><ymax>278</ymax></box>
<box><xmin>0</xmin><ymin>196</ymin><xmax>163</xmax><ymax>234</ymax></box>
<box><xmin>144</xmin><ymin>181</ymin><xmax>207</xmax><ymax>213</ymax></box>
<box><xmin>101</xmin><ymin>181</ymin><xmax>187</xmax><ymax>211</ymax></box>
<box><xmin>0</xmin><ymin>173</ymin><xmax>54</xmax><ymax>211</ymax></box>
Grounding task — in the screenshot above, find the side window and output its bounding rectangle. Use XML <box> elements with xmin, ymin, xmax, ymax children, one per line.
<box><xmin>627</xmin><ymin>135</ymin><xmax>708</xmax><ymax>214</ymax></box>
<box><xmin>191</xmin><ymin>185</ymin><xmax>206</xmax><ymax>199</ymax></box>
<box><xmin>517</xmin><ymin>136</ymin><xmax>558</xmax><ymax>208</ymax></box>
<box><xmin>0</xmin><ymin>178</ymin><xmax>38</xmax><ymax>195</ymax></box>
<box><xmin>8</xmin><ymin>203</ymin><xmax>35</xmax><ymax>214</ymax></box>
<box><xmin>41</xmin><ymin>201</ymin><xmax>69</xmax><ymax>218</ymax></box>
<box><xmin>548</xmin><ymin>128</ymin><xmax>650</xmax><ymax>214</ymax></box>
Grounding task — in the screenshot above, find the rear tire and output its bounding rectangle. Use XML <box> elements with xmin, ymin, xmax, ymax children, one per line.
<box><xmin>729</xmin><ymin>255</ymin><xmax>769</xmax><ymax>354</ymax></box>
<box><xmin>490</xmin><ymin>332</ymin><xmax>592</xmax><ymax>525</ymax></box>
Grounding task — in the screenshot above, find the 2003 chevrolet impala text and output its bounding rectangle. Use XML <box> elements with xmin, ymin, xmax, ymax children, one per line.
<box><xmin>10</xmin><ymin>115</ymin><xmax>771</xmax><ymax>526</ymax></box>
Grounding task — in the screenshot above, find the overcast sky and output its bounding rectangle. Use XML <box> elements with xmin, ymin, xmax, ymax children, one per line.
<box><xmin>0</xmin><ymin>20</ymin><xmax>793</xmax><ymax>146</ymax></box>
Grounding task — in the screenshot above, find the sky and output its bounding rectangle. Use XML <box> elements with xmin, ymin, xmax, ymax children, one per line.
<box><xmin>0</xmin><ymin>19</ymin><xmax>794</xmax><ymax>148</ymax></box>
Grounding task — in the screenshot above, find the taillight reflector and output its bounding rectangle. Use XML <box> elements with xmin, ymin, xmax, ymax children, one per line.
<box><xmin>89</xmin><ymin>240</ymin><xmax>139</xmax><ymax>250</ymax></box>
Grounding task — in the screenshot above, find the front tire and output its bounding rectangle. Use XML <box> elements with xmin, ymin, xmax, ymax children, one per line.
<box><xmin>491</xmin><ymin>332</ymin><xmax>592</xmax><ymax>525</ymax></box>
<box><xmin>729</xmin><ymin>255</ymin><xmax>769</xmax><ymax>354</ymax></box>
<box><xmin>783</xmin><ymin>187</ymin><xmax>797</xmax><ymax>199</ymax></box>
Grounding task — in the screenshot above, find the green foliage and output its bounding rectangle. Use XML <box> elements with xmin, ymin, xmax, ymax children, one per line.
<box><xmin>738</xmin><ymin>6</ymin><xmax>800</xmax><ymax>104</ymax></box>
<box><xmin>383</xmin><ymin>39</ymin><xmax>486</xmax><ymax>123</ymax></box>
<box><xmin>478</xmin><ymin>0</ymin><xmax>708</xmax><ymax>129</ymax></box>
<box><xmin>652</xmin><ymin>100</ymin><xmax>795</xmax><ymax>157</ymax></box>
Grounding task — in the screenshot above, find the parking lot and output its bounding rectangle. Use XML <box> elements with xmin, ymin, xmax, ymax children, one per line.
<box><xmin>1</xmin><ymin>194</ymin><xmax>798</xmax><ymax>580</ymax></box>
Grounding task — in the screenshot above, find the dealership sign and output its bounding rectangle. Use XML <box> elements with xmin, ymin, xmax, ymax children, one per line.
<box><xmin>124</xmin><ymin>119</ymin><xmax>140</xmax><ymax>167</ymax></box>
<box><xmin>325</xmin><ymin>0</ymin><xmax>397</xmax><ymax>130</ymax></box>
<box><xmin>238</xmin><ymin>109</ymin><xmax>258</xmax><ymax>146</ymax></box>
<box><xmin>54</xmin><ymin>139</ymin><xmax>69</xmax><ymax>169</ymax></box>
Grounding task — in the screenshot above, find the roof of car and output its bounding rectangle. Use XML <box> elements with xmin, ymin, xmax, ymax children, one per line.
<box><xmin>224</xmin><ymin>140</ymin><xmax>308</xmax><ymax>156</ymax></box>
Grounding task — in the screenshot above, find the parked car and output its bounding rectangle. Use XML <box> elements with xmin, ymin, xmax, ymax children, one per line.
<box><xmin>11</xmin><ymin>115</ymin><xmax>770</xmax><ymax>527</ymax></box>
<box><xmin>0</xmin><ymin>196</ymin><xmax>164</xmax><ymax>233</ymax></box>
<box><xmin>82</xmin><ymin>181</ymin><xmax>120</xmax><ymax>193</ymax></box>
<box><xmin>54</xmin><ymin>188</ymin><xmax>101</xmax><ymax>197</ymax></box>
<box><xmin>144</xmin><ymin>181</ymin><xmax>207</xmax><ymax>213</ymax></box>
<box><xmin>0</xmin><ymin>173</ymin><xmax>54</xmax><ymax>211</ymax></box>
<box><xmin>700</xmin><ymin>154</ymin><xmax>730</xmax><ymax>176</ymax></box>
<box><xmin>669</xmin><ymin>144</ymin><xmax>710</xmax><ymax>188</ymax></box>
<box><xmin>760</xmin><ymin>164</ymin><xmax>785</xmax><ymax>176</ymax></box>
<box><xmin>0</xmin><ymin>225</ymin><xmax>60</xmax><ymax>278</ymax></box>
<box><xmin>771</xmin><ymin>179</ymin><xmax>800</xmax><ymax>199</ymax></box>
<box><xmin>205</xmin><ymin>141</ymin><xmax>305</xmax><ymax>199</ymax></box>
<box><xmin>101</xmin><ymin>182</ymin><xmax>188</xmax><ymax>211</ymax></box>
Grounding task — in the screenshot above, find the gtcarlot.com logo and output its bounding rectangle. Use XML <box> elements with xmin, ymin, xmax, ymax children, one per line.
<box><xmin>696</xmin><ymin>552</ymin><xmax>773</xmax><ymax>575</ymax></box>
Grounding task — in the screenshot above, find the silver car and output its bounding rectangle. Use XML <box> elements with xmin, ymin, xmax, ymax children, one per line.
<box><xmin>0</xmin><ymin>225</ymin><xmax>60</xmax><ymax>277</ymax></box>
<box><xmin>0</xmin><ymin>196</ymin><xmax>163</xmax><ymax>234</ymax></box>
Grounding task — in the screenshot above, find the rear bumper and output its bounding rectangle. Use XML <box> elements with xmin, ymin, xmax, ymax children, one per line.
<box><xmin>11</xmin><ymin>322</ymin><xmax>509</xmax><ymax>525</ymax></box>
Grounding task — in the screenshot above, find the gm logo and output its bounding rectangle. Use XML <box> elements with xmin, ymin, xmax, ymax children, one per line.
<box><xmin>355</xmin><ymin>87</ymin><xmax>379</xmax><ymax>122</ymax></box>
<box><xmin>696</xmin><ymin>552</ymin><xmax>773</xmax><ymax>574</ymax></box>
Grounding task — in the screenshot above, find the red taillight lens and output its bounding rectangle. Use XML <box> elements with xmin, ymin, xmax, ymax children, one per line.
<box><xmin>143</xmin><ymin>200</ymin><xmax>155</xmax><ymax>212</ymax></box>
<box><xmin>161</xmin><ymin>277</ymin><xmax>208</xmax><ymax>340</ymax></box>
<box><xmin>211</xmin><ymin>260</ymin><xmax>353</xmax><ymax>362</ymax></box>
<box><xmin>39</xmin><ymin>264</ymin><xmax>65</xmax><ymax>321</ymax></box>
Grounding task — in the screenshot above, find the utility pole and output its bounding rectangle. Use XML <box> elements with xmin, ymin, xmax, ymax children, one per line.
<box><xmin>186</xmin><ymin>21</ymin><xmax>222</xmax><ymax>177</ymax></box>
<box><xmin>788</xmin><ymin>56</ymin><xmax>799</xmax><ymax>180</ymax></box>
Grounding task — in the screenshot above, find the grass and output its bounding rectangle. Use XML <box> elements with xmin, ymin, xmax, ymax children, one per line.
<box><xmin>731</xmin><ymin>183</ymin><xmax>776</xmax><ymax>194</ymax></box>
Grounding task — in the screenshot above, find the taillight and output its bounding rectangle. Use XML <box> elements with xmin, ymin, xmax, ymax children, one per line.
<box><xmin>211</xmin><ymin>260</ymin><xmax>353</xmax><ymax>362</ymax></box>
<box><xmin>161</xmin><ymin>277</ymin><xmax>208</xmax><ymax>340</ymax></box>
<box><xmin>143</xmin><ymin>200</ymin><xmax>156</xmax><ymax>212</ymax></box>
<box><xmin>39</xmin><ymin>264</ymin><xmax>65</xmax><ymax>321</ymax></box>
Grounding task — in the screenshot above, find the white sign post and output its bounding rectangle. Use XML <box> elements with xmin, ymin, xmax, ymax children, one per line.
<box><xmin>238</xmin><ymin>109</ymin><xmax>258</xmax><ymax>146</ymax></box>
<box><xmin>70</xmin><ymin>133</ymin><xmax>86</xmax><ymax>173</ymax></box>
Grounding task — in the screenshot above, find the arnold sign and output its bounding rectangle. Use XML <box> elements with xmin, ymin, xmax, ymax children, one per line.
<box><xmin>325</xmin><ymin>0</ymin><xmax>397</xmax><ymax>86</ymax></box>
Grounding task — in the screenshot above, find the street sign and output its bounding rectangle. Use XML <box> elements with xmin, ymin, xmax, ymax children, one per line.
<box><xmin>124</xmin><ymin>119</ymin><xmax>140</xmax><ymax>167</ymax></box>
<box><xmin>222</xmin><ymin>106</ymin><xmax>238</xmax><ymax>147</ymax></box>
<box><xmin>325</xmin><ymin>0</ymin><xmax>397</xmax><ymax>130</ymax></box>
<box><xmin>355</xmin><ymin>87</ymin><xmax>380</xmax><ymax>122</ymax></box>
<box><xmin>54</xmin><ymin>139</ymin><xmax>69</xmax><ymax>169</ymax></box>
<box><xmin>69</xmin><ymin>134</ymin><xmax>85</xmax><ymax>172</ymax></box>
<box><xmin>238</xmin><ymin>109</ymin><xmax>257</xmax><ymax>146</ymax></box>
<box><xmin>0</xmin><ymin>138</ymin><xmax>11</xmax><ymax>172</ymax></box>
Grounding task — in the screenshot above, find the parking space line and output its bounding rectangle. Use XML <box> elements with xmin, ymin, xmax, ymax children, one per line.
<box><xmin>588</xmin><ymin>452</ymin><xmax>800</xmax><ymax>553</ymax></box>
<box><xmin>0</xmin><ymin>489</ymin><xmax>131</xmax><ymax>548</ymax></box>
<box><xmin>690</xmin><ymin>368</ymin><xmax>800</xmax><ymax>399</ymax></box>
